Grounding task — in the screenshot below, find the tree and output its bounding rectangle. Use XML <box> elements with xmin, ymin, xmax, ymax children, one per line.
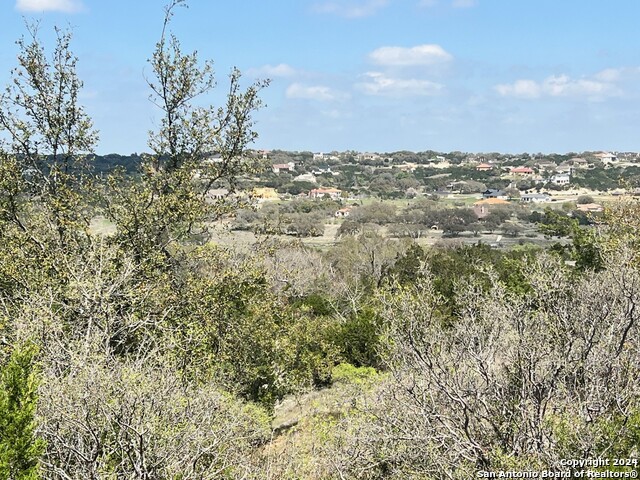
<box><xmin>104</xmin><ymin>0</ymin><xmax>269</xmax><ymax>264</ymax></box>
<box><xmin>0</xmin><ymin>24</ymin><xmax>98</xmax><ymax>241</ymax></box>
<box><xmin>350</xmin><ymin>202</ymin><xmax>397</xmax><ymax>225</ymax></box>
<box><xmin>336</xmin><ymin>220</ymin><xmax>361</xmax><ymax>238</ymax></box>
<box><xmin>437</xmin><ymin>208</ymin><xmax>476</xmax><ymax>236</ymax></box>
<box><xmin>502</xmin><ymin>222</ymin><xmax>523</xmax><ymax>237</ymax></box>
<box><xmin>0</xmin><ymin>343</ymin><xmax>45</xmax><ymax>480</ymax></box>
<box><xmin>577</xmin><ymin>195</ymin><xmax>595</xmax><ymax>204</ymax></box>
<box><xmin>369</xmin><ymin>173</ymin><xmax>399</xmax><ymax>198</ymax></box>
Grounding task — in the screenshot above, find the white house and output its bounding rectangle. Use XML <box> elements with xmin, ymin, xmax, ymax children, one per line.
<box><xmin>595</xmin><ymin>152</ymin><xmax>617</xmax><ymax>165</ymax></box>
<box><xmin>521</xmin><ymin>193</ymin><xmax>552</xmax><ymax>203</ymax></box>
<box><xmin>550</xmin><ymin>173</ymin><xmax>570</xmax><ymax>186</ymax></box>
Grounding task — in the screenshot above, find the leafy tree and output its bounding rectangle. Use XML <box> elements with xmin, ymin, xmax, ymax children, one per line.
<box><xmin>0</xmin><ymin>24</ymin><xmax>98</xmax><ymax>242</ymax></box>
<box><xmin>577</xmin><ymin>194</ymin><xmax>595</xmax><ymax>204</ymax></box>
<box><xmin>387</xmin><ymin>243</ymin><xmax>427</xmax><ymax>284</ymax></box>
<box><xmin>284</xmin><ymin>212</ymin><xmax>325</xmax><ymax>237</ymax></box>
<box><xmin>336</xmin><ymin>220</ymin><xmax>361</xmax><ymax>237</ymax></box>
<box><xmin>104</xmin><ymin>0</ymin><xmax>269</xmax><ymax>265</ymax></box>
<box><xmin>436</xmin><ymin>208</ymin><xmax>476</xmax><ymax>236</ymax></box>
<box><xmin>368</xmin><ymin>173</ymin><xmax>399</xmax><ymax>198</ymax></box>
<box><xmin>0</xmin><ymin>343</ymin><xmax>45</xmax><ymax>480</ymax></box>
<box><xmin>350</xmin><ymin>202</ymin><xmax>397</xmax><ymax>225</ymax></box>
<box><xmin>536</xmin><ymin>209</ymin><xmax>603</xmax><ymax>270</ymax></box>
<box><xmin>330</xmin><ymin>308</ymin><xmax>382</xmax><ymax>369</ymax></box>
<box><xmin>502</xmin><ymin>222</ymin><xmax>523</xmax><ymax>237</ymax></box>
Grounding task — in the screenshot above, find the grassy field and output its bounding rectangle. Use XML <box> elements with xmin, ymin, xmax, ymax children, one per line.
<box><xmin>208</xmin><ymin>217</ymin><xmax>563</xmax><ymax>252</ymax></box>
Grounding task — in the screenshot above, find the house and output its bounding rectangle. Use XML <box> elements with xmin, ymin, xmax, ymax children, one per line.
<box><xmin>550</xmin><ymin>174</ymin><xmax>570</xmax><ymax>186</ymax></box>
<box><xmin>576</xmin><ymin>203</ymin><xmax>603</xmax><ymax>213</ymax></box>
<box><xmin>555</xmin><ymin>163</ymin><xmax>573</xmax><ymax>175</ymax></box>
<box><xmin>272</xmin><ymin>162</ymin><xmax>295</xmax><ymax>173</ymax></box>
<box><xmin>335</xmin><ymin>208</ymin><xmax>352</xmax><ymax>218</ymax></box>
<box><xmin>595</xmin><ymin>152</ymin><xmax>617</xmax><ymax>165</ymax></box>
<box><xmin>311</xmin><ymin>165</ymin><xmax>332</xmax><ymax>175</ymax></box>
<box><xmin>309</xmin><ymin>187</ymin><xmax>342</xmax><ymax>199</ymax></box>
<box><xmin>521</xmin><ymin>193</ymin><xmax>552</xmax><ymax>203</ymax></box>
<box><xmin>357</xmin><ymin>152</ymin><xmax>381</xmax><ymax>162</ymax></box>
<box><xmin>476</xmin><ymin>163</ymin><xmax>493</xmax><ymax>172</ymax></box>
<box><xmin>473</xmin><ymin>198</ymin><xmax>510</xmax><ymax>218</ymax></box>
<box><xmin>569</xmin><ymin>157</ymin><xmax>589</xmax><ymax>169</ymax></box>
<box><xmin>510</xmin><ymin>166</ymin><xmax>534</xmax><ymax>176</ymax></box>
<box><xmin>482</xmin><ymin>189</ymin><xmax>508</xmax><ymax>200</ymax></box>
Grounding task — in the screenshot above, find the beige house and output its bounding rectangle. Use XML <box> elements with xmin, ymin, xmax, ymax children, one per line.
<box><xmin>310</xmin><ymin>188</ymin><xmax>342</xmax><ymax>199</ymax></box>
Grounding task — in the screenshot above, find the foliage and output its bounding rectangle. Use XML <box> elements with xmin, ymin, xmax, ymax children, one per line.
<box><xmin>326</xmin><ymin>251</ymin><xmax>640</xmax><ymax>478</ymax></box>
<box><xmin>329</xmin><ymin>307</ymin><xmax>382</xmax><ymax>369</ymax></box>
<box><xmin>0</xmin><ymin>343</ymin><xmax>45</xmax><ymax>480</ymax></box>
<box><xmin>103</xmin><ymin>0</ymin><xmax>269</xmax><ymax>266</ymax></box>
<box><xmin>577</xmin><ymin>194</ymin><xmax>595</xmax><ymax>204</ymax></box>
<box><xmin>331</xmin><ymin>363</ymin><xmax>379</xmax><ymax>385</ymax></box>
<box><xmin>5</xmin><ymin>2</ymin><xmax>640</xmax><ymax>478</ymax></box>
<box><xmin>536</xmin><ymin>208</ymin><xmax>603</xmax><ymax>270</ymax></box>
<box><xmin>38</xmin><ymin>349</ymin><xmax>271</xmax><ymax>479</ymax></box>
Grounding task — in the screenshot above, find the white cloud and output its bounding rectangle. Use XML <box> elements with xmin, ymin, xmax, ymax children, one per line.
<box><xmin>369</xmin><ymin>44</ymin><xmax>453</xmax><ymax>67</ymax></box>
<box><xmin>593</xmin><ymin>67</ymin><xmax>640</xmax><ymax>83</ymax></box>
<box><xmin>249</xmin><ymin>64</ymin><xmax>297</xmax><ymax>78</ymax></box>
<box><xmin>286</xmin><ymin>83</ymin><xmax>348</xmax><ymax>101</ymax></box>
<box><xmin>495</xmin><ymin>74</ymin><xmax>620</xmax><ymax>100</ymax></box>
<box><xmin>15</xmin><ymin>0</ymin><xmax>84</xmax><ymax>13</ymax></box>
<box><xmin>358</xmin><ymin>72</ymin><xmax>444</xmax><ymax>96</ymax></box>
<box><xmin>451</xmin><ymin>0</ymin><xmax>477</xmax><ymax>7</ymax></box>
<box><xmin>594</xmin><ymin>68</ymin><xmax>621</xmax><ymax>83</ymax></box>
<box><xmin>494</xmin><ymin>79</ymin><xmax>541</xmax><ymax>98</ymax></box>
<box><xmin>545</xmin><ymin>75</ymin><xmax>613</xmax><ymax>97</ymax></box>
<box><xmin>312</xmin><ymin>0</ymin><xmax>389</xmax><ymax>18</ymax></box>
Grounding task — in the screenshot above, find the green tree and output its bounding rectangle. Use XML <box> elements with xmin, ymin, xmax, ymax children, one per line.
<box><xmin>577</xmin><ymin>195</ymin><xmax>595</xmax><ymax>204</ymax></box>
<box><xmin>0</xmin><ymin>24</ymin><xmax>98</xmax><ymax>241</ymax></box>
<box><xmin>0</xmin><ymin>344</ymin><xmax>45</xmax><ymax>480</ymax></box>
<box><xmin>104</xmin><ymin>0</ymin><xmax>269</xmax><ymax>265</ymax></box>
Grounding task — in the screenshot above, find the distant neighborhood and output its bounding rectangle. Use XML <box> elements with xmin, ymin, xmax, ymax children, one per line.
<box><xmin>235</xmin><ymin>149</ymin><xmax>640</xmax><ymax>204</ymax></box>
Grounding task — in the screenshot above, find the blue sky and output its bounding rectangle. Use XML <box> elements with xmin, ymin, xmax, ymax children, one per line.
<box><xmin>2</xmin><ymin>0</ymin><xmax>640</xmax><ymax>154</ymax></box>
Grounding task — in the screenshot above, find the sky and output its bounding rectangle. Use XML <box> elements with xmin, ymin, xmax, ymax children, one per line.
<box><xmin>2</xmin><ymin>0</ymin><xmax>640</xmax><ymax>155</ymax></box>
